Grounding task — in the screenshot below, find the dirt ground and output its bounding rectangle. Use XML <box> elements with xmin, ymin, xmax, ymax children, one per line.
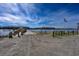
<box><xmin>0</xmin><ymin>34</ymin><xmax>79</xmax><ymax>56</ymax></box>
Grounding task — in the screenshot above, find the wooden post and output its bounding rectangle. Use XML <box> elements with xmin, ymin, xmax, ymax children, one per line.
<box><xmin>63</xmin><ymin>31</ymin><xmax>65</xmax><ymax>36</ymax></box>
<box><xmin>59</xmin><ymin>31</ymin><xmax>61</xmax><ymax>36</ymax></box>
<box><xmin>60</xmin><ymin>31</ymin><xmax>62</xmax><ymax>36</ymax></box>
<box><xmin>72</xmin><ymin>31</ymin><xmax>74</xmax><ymax>35</ymax></box>
<box><xmin>67</xmin><ymin>31</ymin><xmax>69</xmax><ymax>35</ymax></box>
<box><xmin>77</xmin><ymin>30</ymin><xmax>78</xmax><ymax>35</ymax></box>
<box><xmin>52</xmin><ymin>31</ymin><xmax>55</xmax><ymax>37</ymax></box>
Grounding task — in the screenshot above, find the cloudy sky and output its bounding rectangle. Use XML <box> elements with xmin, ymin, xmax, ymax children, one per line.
<box><xmin>0</xmin><ymin>3</ymin><xmax>79</xmax><ymax>28</ymax></box>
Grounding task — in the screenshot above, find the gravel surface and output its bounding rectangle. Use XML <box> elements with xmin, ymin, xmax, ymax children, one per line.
<box><xmin>0</xmin><ymin>33</ymin><xmax>79</xmax><ymax>56</ymax></box>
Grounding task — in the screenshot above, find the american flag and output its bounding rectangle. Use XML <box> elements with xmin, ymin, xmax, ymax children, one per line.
<box><xmin>64</xmin><ymin>18</ymin><xmax>68</xmax><ymax>22</ymax></box>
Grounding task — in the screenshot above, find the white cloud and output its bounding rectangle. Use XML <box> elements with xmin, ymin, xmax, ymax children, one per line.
<box><xmin>0</xmin><ymin>3</ymin><xmax>79</xmax><ymax>28</ymax></box>
<box><xmin>0</xmin><ymin>3</ymin><xmax>41</xmax><ymax>26</ymax></box>
<box><xmin>0</xmin><ymin>14</ymin><xmax>28</xmax><ymax>26</ymax></box>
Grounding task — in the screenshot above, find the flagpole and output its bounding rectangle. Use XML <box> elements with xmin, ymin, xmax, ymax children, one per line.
<box><xmin>64</xmin><ymin>17</ymin><xmax>68</xmax><ymax>35</ymax></box>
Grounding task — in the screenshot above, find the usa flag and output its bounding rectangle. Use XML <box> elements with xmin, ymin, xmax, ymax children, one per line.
<box><xmin>64</xmin><ymin>18</ymin><xmax>68</xmax><ymax>22</ymax></box>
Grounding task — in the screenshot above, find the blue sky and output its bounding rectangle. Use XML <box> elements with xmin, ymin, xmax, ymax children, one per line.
<box><xmin>0</xmin><ymin>3</ymin><xmax>79</xmax><ymax>28</ymax></box>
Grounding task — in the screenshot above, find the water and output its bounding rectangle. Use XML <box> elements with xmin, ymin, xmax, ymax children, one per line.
<box><xmin>30</xmin><ymin>29</ymin><xmax>78</xmax><ymax>32</ymax></box>
<box><xmin>0</xmin><ymin>29</ymin><xmax>13</xmax><ymax>36</ymax></box>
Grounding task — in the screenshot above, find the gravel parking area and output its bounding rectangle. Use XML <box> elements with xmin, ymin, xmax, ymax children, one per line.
<box><xmin>0</xmin><ymin>34</ymin><xmax>79</xmax><ymax>56</ymax></box>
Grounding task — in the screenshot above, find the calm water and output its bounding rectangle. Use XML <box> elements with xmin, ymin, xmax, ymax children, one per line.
<box><xmin>0</xmin><ymin>29</ymin><xmax>13</xmax><ymax>36</ymax></box>
<box><xmin>30</xmin><ymin>29</ymin><xmax>78</xmax><ymax>32</ymax></box>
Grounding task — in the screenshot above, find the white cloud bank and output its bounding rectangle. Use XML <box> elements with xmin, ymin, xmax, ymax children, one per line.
<box><xmin>0</xmin><ymin>3</ymin><xmax>79</xmax><ymax>28</ymax></box>
<box><xmin>0</xmin><ymin>3</ymin><xmax>41</xmax><ymax>27</ymax></box>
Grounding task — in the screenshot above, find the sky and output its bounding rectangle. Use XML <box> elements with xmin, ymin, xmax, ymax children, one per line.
<box><xmin>0</xmin><ymin>3</ymin><xmax>79</xmax><ymax>28</ymax></box>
